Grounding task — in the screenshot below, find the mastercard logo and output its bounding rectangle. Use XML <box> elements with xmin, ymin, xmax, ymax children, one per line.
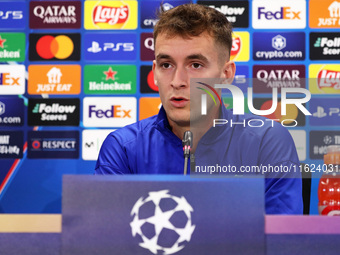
<box><xmin>260</xmin><ymin>100</ymin><xmax>298</xmax><ymax>125</ymax></box>
<box><xmin>29</xmin><ymin>33</ymin><xmax>80</xmax><ymax>61</ymax></box>
<box><xmin>36</xmin><ymin>35</ymin><xmax>74</xmax><ymax>60</ymax></box>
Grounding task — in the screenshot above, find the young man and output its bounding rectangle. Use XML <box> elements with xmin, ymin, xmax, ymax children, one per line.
<box><xmin>95</xmin><ymin>4</ymin><xmax>303</xmax><ymax>214</ymax></box>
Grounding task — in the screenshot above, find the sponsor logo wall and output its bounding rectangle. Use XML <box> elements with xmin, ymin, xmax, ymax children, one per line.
<box><xmin>0</xmin><ymin>0</ymin><xmax>339</xmax><ymax>215</ymax></box>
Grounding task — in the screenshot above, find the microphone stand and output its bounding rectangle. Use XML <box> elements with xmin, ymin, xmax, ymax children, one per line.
<box><xmin>182</xmin><ymin>131</ymin><xmax>193</xmax><ymax>175</ymax></box>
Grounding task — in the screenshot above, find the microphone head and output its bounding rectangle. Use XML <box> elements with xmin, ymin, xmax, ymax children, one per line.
<box><xmin>182</xmin><ymin>131</ymin><xmax>193</xmax><ymax>147</ymax></box>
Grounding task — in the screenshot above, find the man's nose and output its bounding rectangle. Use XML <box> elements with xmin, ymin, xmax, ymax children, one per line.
<box><xmin>171</xmin><ymin>67</ymin><xmax>188</xmax><ymax>89</ymax></box>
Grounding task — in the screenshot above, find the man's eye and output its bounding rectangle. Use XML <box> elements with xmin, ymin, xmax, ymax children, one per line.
<box><xmin>192</xmin><ymin>63</ymin><xmax>202</xmax><ymax>69</ymax></box>
<box><xmin>161</xmin><ymin>63</ymin><xmax>172</xmax><ymax>69</ymax></box>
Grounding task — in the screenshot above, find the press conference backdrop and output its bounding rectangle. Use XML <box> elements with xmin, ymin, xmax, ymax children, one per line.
<box><xmin>0</xmin><ymin>0</ymin><xmax>339</xmax><ymax>214</ymax></box>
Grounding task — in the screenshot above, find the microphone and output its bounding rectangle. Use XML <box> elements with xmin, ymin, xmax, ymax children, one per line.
<box><xmin>182</xmin><ymin>131</ymin><xmax>193</xmax><ymax>175</ymax></box>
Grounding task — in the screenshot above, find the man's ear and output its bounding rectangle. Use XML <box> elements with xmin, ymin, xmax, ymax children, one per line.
<box><xmin>223</xmin><ymin>61</ymin><xmax>236</xmax><ymax>85</ymax></box>
<box><xmin>152</xmin><ymin>60</ymin><xmax>158</xmax><ymax>86</ymax></box>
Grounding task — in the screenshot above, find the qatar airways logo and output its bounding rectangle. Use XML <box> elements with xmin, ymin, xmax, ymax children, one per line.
<box><xmin>198</xmin><ymin>83</ymin><xmax>311</xmax><ymax>128</ymax></box>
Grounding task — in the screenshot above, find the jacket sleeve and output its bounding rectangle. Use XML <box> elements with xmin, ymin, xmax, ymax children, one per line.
<box><xmin>95</xmin><ymin>132</ymin><xmax>132</xmax><ymax>175</ymax></box>
<box><xmin>259</xmin><ymin>123</ymin><xmax>303</xmax><ymax>215</ymax></box>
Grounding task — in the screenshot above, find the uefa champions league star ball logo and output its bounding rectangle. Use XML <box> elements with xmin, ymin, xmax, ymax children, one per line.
<box><xmin>130</xmin><ymin>190</ymin><xmax>196</xmax><ymax>254</ymax></box>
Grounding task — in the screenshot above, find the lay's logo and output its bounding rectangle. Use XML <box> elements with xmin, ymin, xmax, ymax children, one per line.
<box><xmin>231</xmin><ymin>36</ymin><xmax>241</xmax><ymax>59</ymax></box>
<box><xmin>85</xmin><ymin>1</ymin><xmax>137</xmax><ymax>30</ymax></box>
<box><xmin>230</xmin><ymin>32</ymin><xmax>249</xmax><ymax>62</ymax></box>
<box><xmin>93</xmin><ymin>5</ymin><xmax>129</xmax><ymax>26</ymax></box>
<box><xmin>317</xmin><ymin>69</ymin><xmax>340</xmax><ymax>90</ymax></box>
<box><xmin>309</xmin><ymin>64</ymin><xmax>340</xmax><ymax>94</ymax></box>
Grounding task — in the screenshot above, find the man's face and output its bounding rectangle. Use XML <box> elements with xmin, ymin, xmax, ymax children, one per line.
<box><xmin>153</xmin><ymin>32</ymin><xmax>234</xmax><ymax>127</ymax></box>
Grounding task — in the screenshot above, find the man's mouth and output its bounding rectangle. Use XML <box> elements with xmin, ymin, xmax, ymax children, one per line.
<box><xmin>170</xmin><ymin>97</ymin><xmax>189</xmax><ymax>107</ymax></box>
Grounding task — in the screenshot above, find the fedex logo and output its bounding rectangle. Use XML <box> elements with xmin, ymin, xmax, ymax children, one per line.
<box><xmin>83</xmin><ymin>97</ymin><xmax>136</xmax><ymax>127</ymax></box>
<box><xmin>252</xmin><ymin>0</ymin><xmax>306</xmax><ymax>29</ymax></box>
<box><xmin>0</xmin><ymin>65</ymin><xmax>25</xmax><ymax>95</ymax></box>
<box><xmin>258</xmin><ymin>7</ymin><xmax>301</xmax><ymax>20</ymax></box>
<box><xmin>88</xmin><ymin>105</ymin><xmax>131</xmax><ymax>118</ymax></box>
<box><xmin>0</xmin><ymin>73</ymin><xmax>20</xmax><ymax>86</ymax></box>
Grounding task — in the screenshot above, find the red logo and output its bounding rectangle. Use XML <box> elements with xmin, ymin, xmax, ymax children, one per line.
<box><xmin>231</xmin><ymin>36</ymin><xmax>241</xmax><ymax>59</ymax></box>
<box><xmin>103</xmin><ymin>67</ymin><xmax>117</xmax><ymax>81</ymax></box>
<box><xmin>93</xmin><ymin>5</ymin><xmax>129</xmax><ymax>25</ymax></box>
<box><xmin>147</xmin><ymin>70</ymin><xmax>158</xmax><ymax>92</ymax></box>
<box><xmin>36</xmin><ymin>35</ymin><xmax>74</xmax><ymax>60</ymax></box>
<box><xmin>0</xmin><ymin>36</ymin><xmax>6</xmax><ymax>48</ymax></box>
<box><xmin>32</xmin><ymin>140</ymin><xmax>41</xmax><ymax>149</ymax></box>
<box><xmin>317</xmin><ymin>69</ymin><xmax>340</xmax><ymax>89</ymax></box>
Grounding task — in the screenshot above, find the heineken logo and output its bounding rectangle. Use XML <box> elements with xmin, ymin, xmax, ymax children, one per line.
<box><xmin>84</xmin><ymin>65</ymin><xmax>136</xmax><ymax>95</ymax></box>
<box><xmin>0</xmin><ymin>33</ymin><xmax>25</xmax><ymax>61</ymax></box>
<box><xmin>103</xmin><ymin>67</ymin><xmax>117</xmax><ymax>80</ymax></box>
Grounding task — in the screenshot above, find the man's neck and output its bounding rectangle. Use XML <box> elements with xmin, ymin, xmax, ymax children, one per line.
<box><xmin>168</xmin><ymin>105</ymin><xmax>221</xmax><ymax>153</ymax></box>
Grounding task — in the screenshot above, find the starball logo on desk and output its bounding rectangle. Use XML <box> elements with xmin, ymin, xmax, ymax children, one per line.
<box><xmin>130</xmin><ymin>190</ymin><xmax>195</xmax><ymax>255</ymax></box>
<box><xmin>84</xmin><ymin>0</ymin><xmax>137</xmax><ymax>30</ymax></box>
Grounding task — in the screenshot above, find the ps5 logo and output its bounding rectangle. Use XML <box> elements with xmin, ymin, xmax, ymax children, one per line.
<box><xmin>313</xmin><ymin>106</ymin><xmax>340</xmax><ymax>118</ymax></box>
<box><xmin>0</xmin><ymin>10</ymin><xmax>23</xmax><ymax>20</ymax></box>
<box><xmin>87</xmin><ymin>41</ymin><xmax>134</xmax><ymax>53</ymax></box>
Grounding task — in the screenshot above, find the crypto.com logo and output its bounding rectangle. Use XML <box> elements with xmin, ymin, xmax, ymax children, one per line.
<box><xmin>198</xmin><ymin>83</ymin><xmax>311</xmax><ymax>116</ymax></box>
